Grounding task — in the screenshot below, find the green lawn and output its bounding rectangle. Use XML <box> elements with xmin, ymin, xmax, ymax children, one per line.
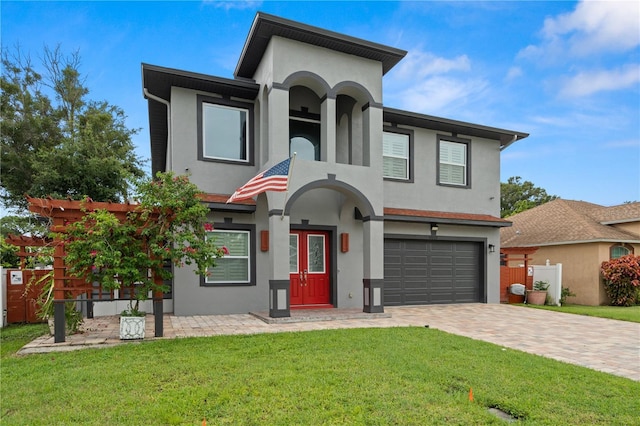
<box><xmin>524</xmin><ymin>304</ymin><xmax>640</xmax><ymax>323</ymax></box>
<box><xmin>1</xmin><ymin>324</ymin><xmax>638</xmax><ymax>425</ymax></box>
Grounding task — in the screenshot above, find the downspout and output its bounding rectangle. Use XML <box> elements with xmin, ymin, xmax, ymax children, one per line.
<box><xmin>143</xmin><ymin>88</ymin><xmax>172</xmax><ymax>170</ymax></box>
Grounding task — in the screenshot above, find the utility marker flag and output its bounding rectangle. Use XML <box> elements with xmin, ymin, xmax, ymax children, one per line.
<box><xmin>226</xmin><ymin>157</ymin><xmax>292</xmax><ymax>203</ymax></box>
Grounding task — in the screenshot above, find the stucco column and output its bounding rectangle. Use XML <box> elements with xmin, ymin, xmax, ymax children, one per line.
<box><xmin>268</xmin><ymin>211</ymin><xmax>291</xmax><ymax>317</ymax></box>
<box><xmin>321</xmin><ymin>96</ymin><xmax>336</xmax><ymax>164</ymax></box>
<box><xmin>362</xmin><ymin>104</ymin><xmax>383</xmax><ymax>169</ymax></box>
<box><xmin>268</xmin><ymin>86</ymin><xmax>290</xmax><ymax>163</ymax></box>
<box><xmin>363</xmin><ymin>218</ymin><xmax>384</xmax><ymax>313</ymax></box>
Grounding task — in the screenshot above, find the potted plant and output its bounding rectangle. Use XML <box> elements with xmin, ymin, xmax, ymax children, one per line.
<box><xmin>62</xmin><ymin>172</ymin><xmax>227</xmax><ymax>339</ymax></box>
<box><xmin>526</xmin><ymin>280</ymin><xmax>549</xmax><ymax>305</ymax></box>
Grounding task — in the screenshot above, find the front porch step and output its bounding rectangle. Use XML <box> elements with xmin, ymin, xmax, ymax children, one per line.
<box><xmin>249</xmin><ymin>308</ymin><xmax>391</xmax><ymax>324</ymax></box>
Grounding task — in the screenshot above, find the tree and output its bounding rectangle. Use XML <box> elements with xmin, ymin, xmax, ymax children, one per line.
<box><xmin>62</xmin><ymin>172</ymin><xmax>228</xmax><ymax>315</ymax></box>
<box><xmin>1</xmin><ymin>215</ymin><xmax>53</xmax><ymax>268</ymax></box>
<box><xmin>501</xmin><ymin>176</ymin><xmax>558</xmax><ymax>218</ymax></box>
<box><xmin>1</xmin><ymin>45</ymin><xmax>145</xmax><ymax>211</ymax></box>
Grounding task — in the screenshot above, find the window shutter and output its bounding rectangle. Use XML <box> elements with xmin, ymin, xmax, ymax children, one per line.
<box><xmin>207</xmin><ymin>231</ymin><xmax>250</xmax><ymax>283</ymax></box>
<box><xmin>383</xmin><ymin>132</ymin><xmax>409</xmax><ymax>179</ymax></box>
<box><xmin>439</xmin><ymin>141</ymin><xmax>467</xmax><ymax>185</ymax></box>
<box><xmin>383</xmin><ymin>157</ymin><xmax>408</xmax><ymax>179</ymax></box>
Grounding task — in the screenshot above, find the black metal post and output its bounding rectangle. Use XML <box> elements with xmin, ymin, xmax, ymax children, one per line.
<box><xmin>54</xmin><ymin>301</ymin><xmax>65</xmax><ymax>343</ymax></box>
<box><xmin>154</xmin><ymin>298</ymin><xmax>163</xmax><ymax>337</ymax></box>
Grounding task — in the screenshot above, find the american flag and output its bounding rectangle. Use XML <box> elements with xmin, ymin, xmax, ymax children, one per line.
<box><xmin>226</xmin><ymin>157</ymin><xmax>292</xmax><ymax>203</ymax></box>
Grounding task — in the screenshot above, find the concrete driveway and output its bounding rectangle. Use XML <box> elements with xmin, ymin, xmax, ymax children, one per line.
<box><xmin>20</xmin><ymin>303</ymin><xmax>640</xmax><ymax>381</ymax></box>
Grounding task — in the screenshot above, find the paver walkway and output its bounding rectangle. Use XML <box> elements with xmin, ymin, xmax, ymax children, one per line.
<box><xmin>19</xmin><ymin>304</ymin><xmax>640</xmax><ymax>381</ymax></box>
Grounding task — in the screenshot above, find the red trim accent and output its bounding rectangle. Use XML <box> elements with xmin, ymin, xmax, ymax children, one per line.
<box><xmin>384</xmin><ymin>207</ymin><xmax>509</xmax><ymax>224</ymax></box>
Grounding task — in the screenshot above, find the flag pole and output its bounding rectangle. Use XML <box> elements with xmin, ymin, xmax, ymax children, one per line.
<box><xmin>281</xmin><ymin>152</ymin><xmax>296</xmax><ymax>220</ymax></box>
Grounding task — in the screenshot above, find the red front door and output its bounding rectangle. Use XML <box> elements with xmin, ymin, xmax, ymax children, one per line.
<box><xmin>289</xmin><ymin>230</ymin><xmax>331</xmax><ymax>307</ymax></box>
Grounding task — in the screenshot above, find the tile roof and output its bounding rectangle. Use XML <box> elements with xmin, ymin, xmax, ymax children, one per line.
<box><xmin>384</xmin><ymin>208</ymin><xmax>510</xmax><ymax>226</ymax></box>
<box><xmin>500</xmin><ymin>199</ymin><xmax>640</xmax><ymax>247</ymax></box>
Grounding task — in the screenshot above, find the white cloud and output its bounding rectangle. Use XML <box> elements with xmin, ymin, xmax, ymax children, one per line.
<box><xmin>384</xmin><ymin>48</ymin><xmax>487</xmax><ymax>114</ymax></box>
<box><xmin>394</xmin><ymin>49</ymin><xmax>470</xmax><ymax>79</ymax></box>
<box><xmin>559</xmin><ymin>65</ymin><xmax>640</xmax><ymax>97</ymax></box>
<box><xmin>204</xmin><ymin>0</ymin><xmax>262</xmax><ymax>11</ymax></box>
<box><xmin>505</xmin><ymin>66</ymin><xmax>522</xmax><ymax>82</ymax></box>
<box><xmin>396</xmin><ymin>76</ymin><xmax>489</xmax><ymax>113</ymax></box>
<box><xmin>520</xmin><ymin>0</ymin><xmax>640</xmax><ymax>60</ymax></box>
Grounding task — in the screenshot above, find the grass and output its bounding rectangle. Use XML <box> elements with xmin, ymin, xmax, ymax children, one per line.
<box><xmin>0</xmin><ymin>323</ymin><xmax>48</xmax><ymax>358</ymax></box>
<box><xmin>523</xmin><ymin>304</ymin><xmax>640</xmax><ymax>323</ymax></box>
<box><xmin>1</xmin><ymin>325</ymin><xmax>638</xmax><ymax>425</ymax></box>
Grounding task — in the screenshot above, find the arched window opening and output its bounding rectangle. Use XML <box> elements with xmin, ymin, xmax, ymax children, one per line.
<box><xmin>610</xmin><ymin>244</ymin><xmax>633</xmax><ymax>259</ymax></box>
<box><xmin>289</xmin><ymin>86</ymin><xmax>321</xmax><ymax>161</ymax></box>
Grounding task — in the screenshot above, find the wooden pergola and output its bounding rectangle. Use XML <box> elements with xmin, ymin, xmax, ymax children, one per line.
<box><xmin>4</xmin><ymin>235</ymin><xmax>52</xmax><ymax>269</ymax></box>
<box><xmin>24</xmin><ymin>196</ymin><xmax>165</xmax><ymax>343</ymax></box>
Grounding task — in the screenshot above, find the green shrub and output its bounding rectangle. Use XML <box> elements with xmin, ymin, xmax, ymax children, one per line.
<box><xmin>601</xmin><ymin>255</ymin><xmax>640</xmax><ymax>307</ymax></box>
<box><xmin>559</xmin><ymin>287</ymin><xmax>576</xmax><ymax>305</ymax></box>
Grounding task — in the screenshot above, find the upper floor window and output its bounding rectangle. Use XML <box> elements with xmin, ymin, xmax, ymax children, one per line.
<box><xmin>383</xmin><ymin>128</ymin><xmax>412</xmax><ymax>181</ymax></box>
<box><xmin>290</xmin><ymin>111</ymin><xmax>320</xmax><ymax>161</ymax></box>
<box><xmin>198</xmin><ymin>95</ymin><xmax>254</xmax><ymax>164</ymax></box>
<box><xmin>610</xmin><ymin>244</ymin><xmax>633</xmax><ymax>259</ymax></box>
<box><xmin>438</xmin><ymin>136</ymin><xmax>470</xmax><ymax>187</ymax></box>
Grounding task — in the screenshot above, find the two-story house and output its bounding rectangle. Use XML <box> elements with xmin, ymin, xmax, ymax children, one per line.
<box><xmin>141</xmin><ymin>12</ymin><xmax>528</xmax><ymax>318</ymax></box>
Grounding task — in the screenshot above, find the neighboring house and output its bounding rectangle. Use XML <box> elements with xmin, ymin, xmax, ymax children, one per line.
<box><xmin>501</xmin><ymin>199</ymin><xmax>640</xmax><ymax>305</ymax></box>
<box><xmin>141</xmin><ymin>12</ymin><xmax>528</xmax><ymax>317</ymax></box>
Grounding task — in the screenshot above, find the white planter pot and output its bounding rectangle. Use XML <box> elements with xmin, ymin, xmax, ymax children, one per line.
<box><xmin>119</xmin><ymin>316</ymin><xmax>146</xmax><ymax>340</ymax></box>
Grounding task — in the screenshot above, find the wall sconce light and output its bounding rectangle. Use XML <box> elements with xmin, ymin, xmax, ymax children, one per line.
<box><xmin>340</xmin><ymin>233</ymin><xmax>349</xmax><ymax>253</ymax></box>
<box><xmin>430</xmin><ymin>223</ymin><xmax>439</xmax><ymax>232</ymax></box>
<box><xmin>260</xmin><ymin>230</ymin><xmax>269</xmax><ymax>252</ymax></box>
<box><xmin>488</xmin><ymin>244</ymin><xmax>495</xmax><ymax>253</ymax></box>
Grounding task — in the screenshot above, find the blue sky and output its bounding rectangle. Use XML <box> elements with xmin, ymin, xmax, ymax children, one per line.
<box><xmin>2</xmin><ymin>1</ymin><xmax>639</xmax><ymax>206</ymax></box>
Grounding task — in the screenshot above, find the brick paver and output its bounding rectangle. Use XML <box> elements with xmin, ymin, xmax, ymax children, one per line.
<box><xmin>18</xmin><ymin>304</ymin><xmax>640</xmax><ymax>381</ymax></box>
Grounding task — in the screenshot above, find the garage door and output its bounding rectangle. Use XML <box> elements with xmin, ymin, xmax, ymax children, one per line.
<box><xmin>384</xmin><ymin>239</ymin><xmax>483</xmax><ymax>306</ymax></box>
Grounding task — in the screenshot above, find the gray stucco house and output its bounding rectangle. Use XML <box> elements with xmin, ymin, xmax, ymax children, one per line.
<box><xmin>141</xmin><ymin>12</ymin><xmax>528</xmax><ymax>317</ymax></box>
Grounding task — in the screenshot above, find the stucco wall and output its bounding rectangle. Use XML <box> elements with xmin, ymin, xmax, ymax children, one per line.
<box><xmin>612</xmin><ymin>222</ymin><xmax>640</xmax><ymax>237</ymax></box>
<box><xmin>531</xmin><ymin>243</ymin><xmax>604</xmax><ymax>305</ymax></box>
<box><xmin>382</xmin><ymin>127</ymin><xmax>502</xmax><ymax>217</ymax></box>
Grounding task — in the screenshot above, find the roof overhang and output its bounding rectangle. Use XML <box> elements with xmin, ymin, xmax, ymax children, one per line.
<box><xmin>199</xmin><ymin>194</ymin><xmax>256</xmax><ymax>213</ymax></box>
<box><xmin>235</xmin><ymin>12</ymin><xmax>407</xmax><ymax>79</ymax></box>
<box><xmin>142</xmin><ymin>63</ymin><xmax>260</xmax><ymax>176</ymax></box>
<box><xmin>503</xmin><ymin>238</ymin><xmax>640</xmax><ymax>248</ymax></box>
<box><xmin>384</xmin><ymin>207</ymin><xmax>512</xmax><ymax>228</ymax></box>
<box><xmin>383</xmin><ymin>107</ymin><xmax>528</xmax><ymax>149</ymax></box>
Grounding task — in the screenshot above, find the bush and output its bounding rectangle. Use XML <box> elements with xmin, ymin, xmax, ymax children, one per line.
<box><xmin>559</xmin><ymin>287</ymin><xmax>576</xmax><ymax>305</ymax></box>
<box><xmin>600</xmin><ymin>255</ymin><xmax>640</xmax><ymax>307</ymax></box>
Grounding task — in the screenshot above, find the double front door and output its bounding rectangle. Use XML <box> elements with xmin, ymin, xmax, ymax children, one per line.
<box><xmin>289</xmin><ymin>230</ymin><xmax>330</xmax><ymax>306</ymax></box>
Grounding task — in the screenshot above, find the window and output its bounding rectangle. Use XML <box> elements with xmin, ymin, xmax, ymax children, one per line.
<box><xmin>383</xmin><ymin>130</ymin><xmax>411</xmax><ymax>180</ymax></box>
<box><xmin>438</xmin><ymin>137</ymin><xmax>469</xmax><ymax>187</ymax></box>
<box><xmin>198</xmin><ymin>95</ymin><xmax>253</xmax><ymax>164</ymax></box>
<box><xmin>204</xmin><ymin>229</ymin><xmax>252</xmax><ymax>285</ymax></box>
<box><xmin>610</xmin><ymin>244</ymin><xmax>633</xmax><ymax>259</ymax></box>
<box><xmin>290</xmin><ymin>111</ymin><xmax>321</xmax><ymax>161</ymax></box>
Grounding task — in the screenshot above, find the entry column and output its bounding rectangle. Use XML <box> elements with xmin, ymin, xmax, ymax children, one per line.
<box><xmin>362</xmin><ymin>218</ymin><xmax>384</xmax><ymax>313</ymax></box>
<box><xmin>268</xmin><ymin>211</ymin><xmax>291</xmax><ymax>318</ymax></box>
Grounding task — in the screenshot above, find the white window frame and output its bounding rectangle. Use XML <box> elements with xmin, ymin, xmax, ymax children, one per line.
<box><xmin>383</xmin><ymin>131</ymin><xmax>410</xmax><ymax>180</ymax></box>
<box><xmin>438</xmin><ymin>138</ymin><xmax>469</xmax><ymax>187</ymax></box>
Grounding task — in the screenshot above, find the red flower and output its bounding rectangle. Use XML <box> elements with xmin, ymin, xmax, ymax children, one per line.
<box><xmin>221</xmin><ymin>246</ymin><xmax>230</xmax><ymax>255</ymax></box>
<box><xmin>90</xmin><ymin>250</ymin><xmax>98</xmax><ymax>257</ymax></box>
<box><xmin>204</xmin><ymin>223</ymin><xmax>214</xmax><ymax>232</ymax></box>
